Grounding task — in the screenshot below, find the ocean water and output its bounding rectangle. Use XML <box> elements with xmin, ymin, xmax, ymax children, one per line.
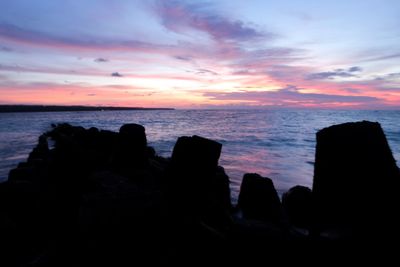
<box><xmin>0</xmin><ymin>109</ymin><xmax>399</xmax><ymax>201</ymax></box>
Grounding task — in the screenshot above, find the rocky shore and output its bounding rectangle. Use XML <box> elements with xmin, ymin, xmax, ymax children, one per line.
<box><xmin>0</xmin><ymin>121</ymin><xmax>399</xmax><ymax>265</ymax></box>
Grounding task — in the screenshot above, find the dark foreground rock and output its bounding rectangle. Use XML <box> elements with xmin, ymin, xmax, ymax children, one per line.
<box><xmin>0</xmin><ymin>121</ymin><xmax>399</xmax><ymax>265</ymax></box>
<box><xmin>282</xmin><ymin>185</ymin><xmax>312</xmax><ymax>229</ymax></box>
<box><xmin>237</xmin><ymin>173</ymin><xmax>282</xmax><ymax>223</ymax></box>
<box><xmin>312</xmin><ymin>121</ymin><xmax>400</xmax><ymax>240</ymax></box>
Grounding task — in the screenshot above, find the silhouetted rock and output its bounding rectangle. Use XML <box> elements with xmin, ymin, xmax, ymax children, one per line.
<box><xmin>312</xmin><ymin>121</ymin><xmax>400</xmax><ymax>240</ymax></box>
<box><xmin>167</xmin><ymin>135</ymin><xmax>231</xmax><ymax>243</ymax></box>
<box><xmin>214</xmin><ymin>166</ymin><xmax>232</xmax><ymax>211</ymax></box>
<box><xmin>147</xmin><ymin>146</ymin><xmax>156</xmax><ymax>158</ymax></box>
<box><xmin>119</xmin><ymin>123</ymin><xmax>147</xmax><ymax>146</ymax></box>
<box><xmin>169</xmin><ymin>135</ymin><xmax>229</xmax><ymax>207</ymax></box>
<box><xmin>111</xmin><ymin>123</ymin><xmax>148</xmax><ymax>169</ymax></box>
<box><xmin>171</xmin><ymin>135</ymin><xmax>222</xmax><ymax>172</ymax></box>
<box><xmin>238</xmin><ymin>173</ymin><xmax>282</xmax><ymax>222</ymax></box>
<box><xmin>168</xmin><ymin>135</ymin><xmax>228</xmax><ymax>213</ymax></box>
<box><xmin>168</xmin><ymin>135</ymin><xmax>224</xmax><ymax>201</ymax></box>
<box><xmin>8</xmin><ymin>166</ymin><xmax>37</xmax><ymax>182</ymax></box>
<box><xmin>282</xmin><ymin>185</ymin><xmax>312</xmax><ymax>229</ymax></box>
<box><xmin>79</xmin><ymin>171</ymin><xmax>165</xmax><ymax>264</ymax></box>
<box><xmin>28</xmin><ymin>134</ymin><xmax>49</xmax><ymax>162</ymax></box>
<box><xmin>97</xmin><ymin>129</ymin><xmax>118</xmax><ymax>163</ymax></box>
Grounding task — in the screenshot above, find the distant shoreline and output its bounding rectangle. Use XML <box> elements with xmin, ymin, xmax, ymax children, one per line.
<box><xmin>0</xmin><ymin>105</ymin><xmax>174</xmax><ymax>113</ymax></box>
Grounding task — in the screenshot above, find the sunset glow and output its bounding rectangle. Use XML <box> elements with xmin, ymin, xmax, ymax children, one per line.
<box><xmin>1</xmin><ymin>0</ymin><xmax>399</xmax><ymax>108</ymax></box>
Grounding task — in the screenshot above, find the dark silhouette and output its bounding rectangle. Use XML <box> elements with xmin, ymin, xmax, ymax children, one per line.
<box><xmin>111</xmin><ymin>123</ymin><xmax>148</xmax><ymax>169</ymax></box>
<box><xmin>312</xmin><ymin>121</ymin><xmax>400</xmax><ymax>240</ymax></box>
<box><xmin>0</xmin><ymin>120</ymin><xmax>399</xmax><ymax>265</ymax></box>
<box><xmin>282</xmin><ymin>185</ymin><xmax>312</xmax><ymax>229</ymax></box>
<box><xmin>237</xmin><ymin>173</ymin><xmax>282</xmax><ymax>223</ymax></box>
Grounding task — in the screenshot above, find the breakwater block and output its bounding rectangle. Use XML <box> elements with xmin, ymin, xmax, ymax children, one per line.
<box><xmin>238</xmin><ymin>173</ymin><xmax>282</xmax><ymax>222</ymax></box>
<box><xmin>313</xmin><ymin>121</ymin><xmax>400</xmax><ymax>239</ymax></box>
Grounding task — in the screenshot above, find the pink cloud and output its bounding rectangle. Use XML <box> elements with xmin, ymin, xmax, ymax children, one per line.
<box><xmin>202</xmin><ymin>85</ymin><xmax>390</xmax><ymax>108</ymax></box>
<box><xmin>0</xmin><ymin>23</ymin><xmax>178</xmax><ymax>54</ymax></box>
<box><xmin>154</xmin><ymin>0</ymin><xmax>269</xmax><ymax>42</ymax></box>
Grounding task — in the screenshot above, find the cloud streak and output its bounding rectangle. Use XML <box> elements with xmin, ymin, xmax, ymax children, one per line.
<box><xmin>0</xmin><ymin>22</ymin><xmax>277</xmax><ymax>64</ymax></box>
<box><xmin>173</xmin><ymin>55</ymin><xmax>192</xmax><ymax>61</ymax></box>
<box><xmin>196</xmin><ymin>68</ymin><xmax>218</xmax><ymax>75</ymax></box>
<box><xmin>307</xmin><ymin>66</ymin><xmax>362</xmax><ymax>80</ymax></box>
<box><xmin>375</xmin><ymin>72</ymin><xmax>400</xmax><ymax>81</ymax></box>
<box><xmin>94</xmin><ymin>57</ymin><xmax>109</xmax><ymax>63</ymax></box>
<box><xmin>0</xmin><ymin>23</ymin><xmax>177</xmax><ymax>54</ymax></box>
<box><xmin>111</xmin><ymin>72</ymin><xmax>123</xmax><ymax>77</ymax></box>
<box><xmin>204</xmin><ymin>85</ymin><xmax>382</xmax><ymax>107</ymax></box>
<box><xmin>363</xmin><ymin>52</ymin><xmax>400</xmax><ymax>62</ymax></box>
<box><xmin>0</xmin><ymin>46</ymin><xmax>12</xmax><ymax>52</ymax></box>
<box><xmin>154</xmin><ymin>0</ymin><xmax>269</xmax><ymax>42</ymax></box>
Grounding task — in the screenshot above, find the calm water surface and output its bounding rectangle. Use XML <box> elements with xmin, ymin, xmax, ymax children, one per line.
<box><xmin>1</xmin><ymin>109</ymin><xmax>399</xmax><ymax>201</ymax></box>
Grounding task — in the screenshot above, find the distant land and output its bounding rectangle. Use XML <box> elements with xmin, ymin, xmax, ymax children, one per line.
<box><xmin>0</xmin><ymin>105</ymin><xmax>174</xmax><ymax>113</ymax></box>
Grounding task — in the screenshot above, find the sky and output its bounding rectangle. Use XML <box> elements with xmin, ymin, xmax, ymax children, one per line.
<box><xmin>0</xmin><ymin>0</ymin><xmax>399</xmax><ymax>109</ymax></box>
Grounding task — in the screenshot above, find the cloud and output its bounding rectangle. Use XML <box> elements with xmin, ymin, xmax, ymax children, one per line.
<box><xmin>0</xmin><ymin>22</ymin><xmax>258</xmax><ymax>63</ymax></box>
<box><xmin>173</xmin><ymin>55</ymin><xmax>192</xmax><ymax>61</ymax></box>
<box><xmin>0</xmin><ymin>63</ymin><xmax>105</xmax><ymax>77</ymax></box>
<box><xmin>363</xmin><ymin>52</ymin><xmax>400</xmax><ymax>62</ymax></box>
<box><xmin>0</xmin><ymin>46</ymin><xmax>12</xmax><ymax>52</ymax></box>
<box><xmin>348</xmin><ymin>66</ymin><xmax>362</xmax><ymax>72</ymax></box>
<box><xmin>343</xmin><ymin>88</ymin><xmax>362</xmax><ymax>93</ymax></box>
<box><xmin>0</xmin><ymin>23</ymin><xmax>173</xmax><ymax>53</ymax></box>
<box><xmin>231</xmin><ymin>70</ymin><xmax>251</xmax><ymax>75</ymax></box>
<box><xmin>204</xmin><ymin>85</ymin><xmax>381</xmax><ymax>106</ymax></box>
<box><xmin>94</xmin><ymin>57</ymin><xmax>108</xmax><ymax>62</ymax></box>
<box><xmin>196</xmin><ymin>68</ymin><xmax>218</xmax><ymax>75</ymax></box>
<box><xmin>307</xmin><ymin>71</ymin><xmax>354</xmax><ymax>80</ymax></box>
<box><xmin>111</xmin><ymin>72</ymin><xmax>123</xmax><ymax>77</ymax></box>
<box><xmin>226</xmin><ymin>48</ymin><xmax>308</xmax><ymax>84</ymax></box>
<box><xmin>0</xmin><ymin>21</ymin><xmax>297</xmax><ymax>71</ymax></box>
<box><xmin>386</xmin><ymin>72</ymin><xmax>400</xmax><ymax>79</ymax></box>
<box><xmin>375</xmin><ymin>72</ymin><xmax>400</xmax><ymax>81</ymax></box>
<box><xmin>238</xmin><ymin>48</ymin><xmax>304</xmax><ymax>65</ymax></box>
<box><xmin>307</xmin><ymin>66</ymin><xmax>362</xmax><ymax>80</ymax></box>
<box><xmin>154</xmin><ymin>0</ymin><xmax>269</xmax><ymax>42</ymax></box>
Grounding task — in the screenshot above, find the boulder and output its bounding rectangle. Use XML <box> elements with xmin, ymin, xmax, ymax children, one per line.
<box><xmin>119</xmin><ymin>123</ymin><xmax>147</xmax><ymax>147</ymax></box>
<box><xmin>237</xmin><ymin>173</ymin><xmax>282</xmax><ymax>222</ymax></box>
<box><xmin>168</xmin><ymin>135</ymin><xmax>223</xmax><ymax>194</ymax></box>
<box><xmin>168</xmin><ymin>135</ymin><xmax>225</xmax><ymax>197</ymax></box>
<box><xmin>8</xmin><ymin>166</ymin><xmax>37</xmax><ymax>182</ymax></box>
<box><xmin>111</xmin><ymin>124</ymin><xmax>148</xmax><ymax>169</ymax></box>
<box><xmin>282</xmin><ymin>185</ymin><xmax>312</xmax><ymax>229</ymax></box>
<box><xmin>28</xmin><ymin>134</ymin><xmax>49</xmax><ymax>161</ymax></box>
<box><xmin>79</xmin><ymin>173</ymin><xmax>165</xmax><ymax>266</ymax></box>
<box><xmin>97</xmin><ymin>130</ymin><xmax>118</xmax><ymax>163</ymax></box>
<box><xmin>167</xmin><ymin>135</ymin><xmax>231</xmax><ymax>232</ymax></box>
<box><xmin>171</xmin><ymin>135</ymin><xmax>222</xmax><ymax>173</ymax></box>
<box><xmin>312</xmin><ymin>121</ymin><xmax>400</xmax><ymax>239</ymax></box>
<box><xmin>214</xmin><ymin>166</ymin><xmax>232</xmax><ymax>211</ymax></box>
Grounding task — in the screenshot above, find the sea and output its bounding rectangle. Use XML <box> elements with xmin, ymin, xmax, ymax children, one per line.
<box><xmin>0</xmin><ymin>109</ymin><xmax>399</xmax><ymax>201</ymax></box>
